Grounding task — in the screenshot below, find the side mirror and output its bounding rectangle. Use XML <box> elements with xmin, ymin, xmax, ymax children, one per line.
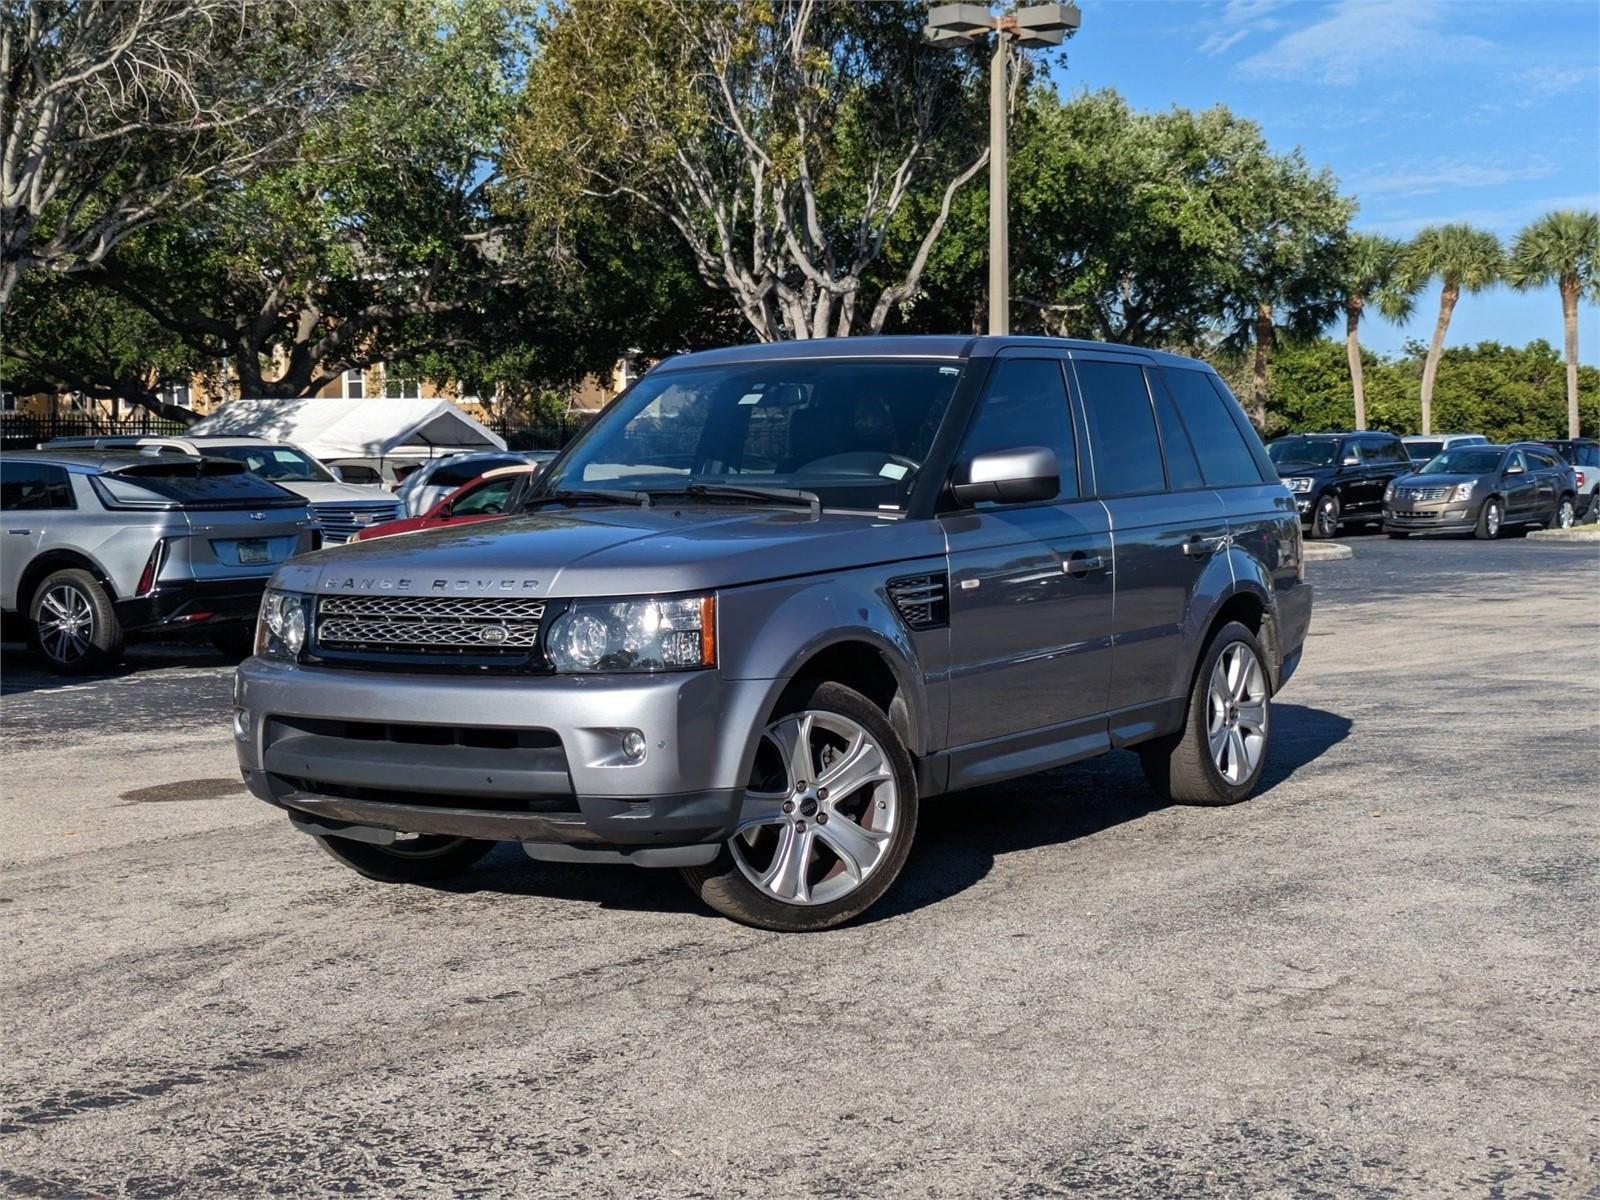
<box><xmin>328</xmin><ymin>465</ymin><xmax>346</xmax><ymax>482</ymax></box>
<box><xmin>1504</xmin><ymin>463</ymin><xmax>1524</xmax><ymax>476</ymax></box>
<box><xmin>952</xmin><ymin>446</ymin><xmax>1059</xmax><ymax>506</ymax></box>
<box><xmin>1341</xmin><ymin>456</ymin><xmax>1360</xmax><ymax>467</ymax></box>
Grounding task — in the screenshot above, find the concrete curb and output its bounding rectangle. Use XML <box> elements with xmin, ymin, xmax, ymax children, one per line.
<box><xmin>1527</xmin><ymin>527</ymin><xmax>1600</xmax><ymax>542</ymax></box>
<box><xmin>1302</xmin><ymin>543</ymin><xmax>1354</xmax><ymax>561</ymax></box>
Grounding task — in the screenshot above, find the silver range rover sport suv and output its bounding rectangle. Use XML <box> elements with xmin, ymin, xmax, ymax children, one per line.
<box><xmin>235</xmin><ymin>336</ymin><xmax>1313</xmax><ymax>931</ymax></box>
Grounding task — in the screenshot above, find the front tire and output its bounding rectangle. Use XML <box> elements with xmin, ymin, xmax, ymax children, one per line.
<box><xmin>1309</xmin><ymin>493</ymin><xmax>1341</xmax><ymax>539</ymax></box>
<box><xmin>1139</xmin><ymin>622</ymin><xmax>1271</xmax><ymax>806</ymax></box>
<box><xmin>314</xmin><ymin>832</ymin><xmax>495</xmax><ymax>883</ymax></box>
<box><xmin>681</xmin><ymin>681</ymin><xmax>918</xmax><ymax>932</ymax></box>
<box><xmin>28</xmin><ymin>568</ymin><xmax>123</xmax><ymax>674</ymax></box>
<box><xmin>1475</xmin><ymin>497</ymin><xmax>1503</xmax><ymax>540</ymax></box>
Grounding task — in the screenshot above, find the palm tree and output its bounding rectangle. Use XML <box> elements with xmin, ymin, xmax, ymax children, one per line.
<box><xmin>1404</xmin><ymin>225</ymin><xmax>1503</xmax><ymax>434</ymax></box>
<box><xmin>1334</xmin><ymin>233</ymin><xmax>1417</xmax><ymax>428</ymax></box>
<box><xmin>1505</xmin><ymin>210</ymin><xmax>1600</xmax><ymax>439</ymax></box>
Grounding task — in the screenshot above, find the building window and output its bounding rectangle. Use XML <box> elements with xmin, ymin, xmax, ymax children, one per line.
<box><xmin>384</xmin><ymin>375</ymin><xmax>421</xmax><ymax>399</ymax></box>
<box><xmin>1</xmin><ymin>391</ymin><xmax>17</xmax><ymax>414</ymax></box>
<box><xmin>343</xmin><ymin>369</ymin><xmax>365</xmax><ymax>399</ymax></box>
<box><xmin>156</xmin><ymin>382</ymin><xmax>192</xmax><ymax>409</ymax></box>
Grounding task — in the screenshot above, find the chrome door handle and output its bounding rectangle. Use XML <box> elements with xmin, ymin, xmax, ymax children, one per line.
<box><xmin>1064</xmin><ymin>550</ymin><xmax>1108</xmax><ymax>577</ymax></box>
<box><xmin>8</xmin><ymin>528</ymin><xmax>33</xmax><ymax>535</ymax></box>
<box><xmin>1182</xmin><ymin>534</ymin><xmax>1228</xmax><ymax>557</ymax></box>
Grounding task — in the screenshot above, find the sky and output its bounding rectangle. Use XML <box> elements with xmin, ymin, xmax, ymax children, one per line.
<box><xmin>1046</xmin><ymin>0</ymin><xmax>1600</xmax><ymax>358</ymax></box>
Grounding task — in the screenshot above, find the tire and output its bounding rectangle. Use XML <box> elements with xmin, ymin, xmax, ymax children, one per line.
<box><xmin>27</xmin><ymin>568</ymin><xmax>123</xmax><ymax>674</ymax></box>
<box><xmin>209</xmin><ymin>624</ymin><xmax>256</xmax><ymax>659</ymax></box>
<box><xmin>1139</xmin><ymin>621</ymin><xmax>1271</xmax><ymax>807</ymax></box>
<box><xmin>314</xmin><ymin>832</ymin><xmax>495</xmax><ymax>883</ymax></box>
<box><xmin>1551</xmin><ymin>495</ymin><xmax>1576</xmax><ymax>530</ymax></box>
<box><xmin>1386</xmin><ymin>530</ymin><xmax>1410</xmax><ymax>539</ymax></box>
<box><xmin>680</xmin><ymin>680</ymin><xmax>918</xmax><ymax>932</ymax></box>
<box><xmin>1308</xmin><ymin>493</ymin><xmax>1340</xmax><ymax>539</ymax></box>
<box><xmin>1475</xmin><ymin>497</ymin><xmax>1503</xmax><ymax>540</ymax></box>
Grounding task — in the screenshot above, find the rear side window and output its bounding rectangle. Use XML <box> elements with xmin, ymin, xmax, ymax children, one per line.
<box><xmin>93</xmin><ymin>461</ymin><xmax>302</xmax><ymax>510</ymax></box>
<box><xmin>1163</xmin><ymin>369</ymin><xmax>1263</xmax><ymax>487</ymax></box>
<box><xmin>1074</xmin><ymin>359</ymin><xmax>1165</xmax><ymax>497</ymax></box>
<box><xmin>427</xmin><ymin>456</ymin><xmax>526</xmax><ymax>487</ymax></box>
<box><xmin>960</xmin><ymin>358</ymin><xmax>1078</xmax><ymax>502</ymax></box>
<box><xmin>1528</xmin><ymin>450</ymin><xmax>1561</xmax><ymax>470</ymax></box>
<box><xmin>1148</xmin><ymin>381</ymin><xmax>1204</xmax><ymax>490</ymax></box>
<box><xmin>1368</xmin><ymin>438</ymin><xmax>1407</xmax><ymax>465</ymax></box>
<box><xmin>1582</xmin><ymin>446</ymin><xmax>1600</xmax><ymax>468</ymax></box>
<box><xmin>0</xmin><ymin>463</ymin><xmax>75</xmax><ymax>511</ymax></box>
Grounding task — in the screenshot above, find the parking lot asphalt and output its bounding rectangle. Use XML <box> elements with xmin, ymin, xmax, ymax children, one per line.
<box><xmin>2</xmin><ymin>532</ymin><xmax>1597</xmax><ymax>1198</ymax></box>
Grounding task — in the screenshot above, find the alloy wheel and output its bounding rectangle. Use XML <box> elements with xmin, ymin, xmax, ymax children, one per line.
<box><xmin>729</xmin><ymin>710</ymin><xmax>899</xmax><ymax>907</ymax></box>
<box><xmin>1556</xmin><ymin>499</ymin><xmax>1575</xmax><ymax>529</ymax></box>
<box><xmin>1485</xmin><ymin>502</ymin><xmax>1501</xmax><ymax>537</ymax></box>
<box><xmin>1207</xmin><ymin>642</ymin><xmax>1268</xmax><ymax>786</ymax></box>
<box><xmin>38</xmin><ymin>584</ymin><xmax>94</xmax><ymax>666</ymax></box>
<box><xmin>1314</xmin><ymin>497</ymin><xmax>1338</xmax><ymax>538</ymax></box>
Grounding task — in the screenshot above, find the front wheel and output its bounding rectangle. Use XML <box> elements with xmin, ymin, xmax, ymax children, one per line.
<box><xmin>1139</xmin><ymin>622</ymin><xmax>1271</xmax><ymax>806</ymax></box>
<box><xmin>314</xmin><ymin>831</ymin><xmax>495</xmax><ymax>883</ymax></box>
<box><xmin>1308</xmin><ymin>493</ymin><xmax>1341</xmax><ymax>539</ymax></box>
<box><xmin>680</xmin><ymin>681</ymin><xmax>918</xmax><ymax>932</ymax></box>
<box><xmin>1475</xmin><ymin>497</ymin><xmax>1503</xmax><ymax>540</ymax></box>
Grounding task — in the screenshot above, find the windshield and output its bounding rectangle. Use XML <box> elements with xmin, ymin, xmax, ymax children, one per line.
<box><xmin>94</xmin><ymin>460</ymin><xmax>303</xmax><ymax>509</ymax></box>
<box><xmin>1420</xmin><ymin>449</ymin><xmax>1504</xmax><ymax>475</ymax></box>
<box><xmin>203</xmin><ymin>444</ymin><xmax>333</xmax><ymax>483</ymax></box>
<box><xmin>1267</xmin><ymin>437</ymin><xmax>1339</xmax><ymax>468</ymax></box>
<box><xmin>1405</xmin><ymin>440</ymin><xmax>1442</xmax><ymax>460</ymax></box>
<box><xmin>536</xmin><ymin>359</ymin><xmax>965</xmax><ymax>511</ymax></box>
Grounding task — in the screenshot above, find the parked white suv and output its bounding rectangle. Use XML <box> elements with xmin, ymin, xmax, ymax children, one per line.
<box><xmin>45</xmin><ymin>436</ymin><xmax>403</xmax><ymax>544</ymax></box>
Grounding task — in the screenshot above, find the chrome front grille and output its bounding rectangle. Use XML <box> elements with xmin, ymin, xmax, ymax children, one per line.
<box><xmin>315</xmin><ymin>593</ymin><xmax>546</xmax><ymax>656</ymax></box>
<box><xmin>1397</xmin><ymin>485</ymin><xmax>1450</xmax><ymax>502</ymax></box>
<box><xmin>311</xmin><ymin>502</ymin><xmax>403</xmax><ymax>543</ymax></box>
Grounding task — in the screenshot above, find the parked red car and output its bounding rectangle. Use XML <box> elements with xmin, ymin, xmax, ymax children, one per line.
<box><xmin>352</xmin><ymin>465</ymin><xmax>536</xmax><ymax>541</ymax></box>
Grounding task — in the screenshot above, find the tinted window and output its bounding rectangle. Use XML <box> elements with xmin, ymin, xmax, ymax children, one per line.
<box><xmin>333</xmin><ymin>464</ymin><xmax>382</xmax><ymax>484</ymax></box>
<box><xmin>93</xmin><ymin>460</ymin><xmax>301</xmax><ymax>509</ymax></box>
<box><xmin>1421</xmin><ymin>449</ymin><xmax>1503</xmax><ymax>475</ymax></box>
<box><xmin>202</xmin><ymin>444</ymin><xmax>333</xmax><ymax>483</ymax></box>
<box><xmin>428</xmin><ymin>456</ymin><xmax>526</xmax><ymax>487</ymax></box>
<box><xmin>1075</xmin><ymin>360</ymin><xmax>1166</xmax><ymax>496</ymax></box>
<box><xmin>1268</xmin><ymin>437</ymin><xmax>1339</xmax><ymax>468</ymax></box>
<box><xmin>1527</xmin><ymin>450</ymin><xmax>1561</xmax><ymax>470</ymax></box>
<box><xmin>1407</xmin><ymin>440</ymin><xmax>1443</xmax><ymax>461</ymax></box>
<box><xmin>450</xmin><ymin>477</ymin><xmax>517</xmax><ymax>516</ymax></box>
<box><xmin>959</xmin><ymin>358</ymin><xmax>1077</xmax><ymax>503</ymax></box>
<box><xmin>1362</xmin><ymin>437</ymin><xmax>1405</xmax><ymax>465</ymax></box>
<box><xmin>0</xmin><ymin>463</ymin><xmax>75</xmax><ymax>511</ymax></box>
<box><xmin>1163</xmin><ymin>368</ymin><xmax>1261</xmax><ymax>487</ymax></box>
<box><xmin>1148</xmin><ymin>378</ymin><xmax>1204</xmax><ymax>489</ymax></box>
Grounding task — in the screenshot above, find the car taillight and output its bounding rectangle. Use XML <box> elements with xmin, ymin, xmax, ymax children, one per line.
<box><xmin>1577</xmin><ymin>470</ymin><xmax>1586</xmax><ymax>487</ymax></box>
<box><xmin>136</xmin><ymin>539</ymin><xmax>166</xmax><ymax>596</ymax></box>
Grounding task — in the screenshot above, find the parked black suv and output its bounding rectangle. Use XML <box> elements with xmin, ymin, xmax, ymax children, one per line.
<box><xmin>1266</xmin><ymin>431</ymin><xmax>1413</xmax><ymax>539</ymax></box>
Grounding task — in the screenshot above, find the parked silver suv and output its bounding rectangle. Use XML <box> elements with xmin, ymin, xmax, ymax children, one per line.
<box><xmin>2</xmin><ymin>450</ymin><xmax>316</xmax><ymax>672</ymax></box>
<box><xmin>234</xmin><ymin>337</ymin><xmax>1314</xmax><ymax>930</ymax></box>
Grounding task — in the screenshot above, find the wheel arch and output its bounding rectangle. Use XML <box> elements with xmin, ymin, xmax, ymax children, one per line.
<box><xmin>16</xmin><ymin>549</ymin><xmax>120</xmax><ymax>613</ymax></box>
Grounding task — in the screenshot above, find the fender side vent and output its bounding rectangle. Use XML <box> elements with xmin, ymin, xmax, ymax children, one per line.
<box><xmin>887</xmin><ymin>573</ymin><xmax>949</xmax><ymax>631</ymax></box>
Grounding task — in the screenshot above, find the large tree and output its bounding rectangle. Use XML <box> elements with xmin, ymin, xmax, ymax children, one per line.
<box><xmin>510</xmin><ymin>0</ymin><xmax>1007</xmax><ymax>342</ymax></box>
<box><xmin>0</xmin><ymin>0</ymin><xmax>361</xmax><ymax>314</ymax></box>
<box><xmin>1332</xmin><ymin>233</ymin><xmax>1417</xmax><ymax>429</ymax></box>
<box><xmin>1505</xmin><ymin>209</ymin><xmax>1599</xmax><ymax>439</ymax></box>
<box><xmin>1404</xmin><ymin>224</ymin><xmax>1502</xmax><ymax>435</ymax></box>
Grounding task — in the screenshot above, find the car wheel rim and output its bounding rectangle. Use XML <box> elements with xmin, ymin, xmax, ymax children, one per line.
<box><xmin>1316</xmin><ymin>499</ymin><xmax>1337</xmax><ymax>537</ymax></box>
<box><xmin>1558</xmin><ymin>502</ymin><xmax>1574</xmax><ymax>528</ymax></box>
<box><xmin>38</xmin><ymin>584</ymin><xmax>93</xmax><ymax>664</ymax></box>
<box><xmin>730</xmin><ymin>710</ymin><xmax>899</xmax><ymax>907</ymax></box>
<box><xmin>1486</xmin><ymin>504</ymin><xmax>1500</xmax><ymax>535</ymax></box>
<box><xmin>1207</xmin><ymin>642</ymin><xmax>1268</xmax><ymax>786</ymax></box>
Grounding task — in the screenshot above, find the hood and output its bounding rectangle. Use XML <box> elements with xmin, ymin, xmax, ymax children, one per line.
<box><xmin>280</xmin><ymin>480</ymin><xmax>397</xmax><ymax>504</ymax></box>
<box><xmin>1273</xmin><ymin>461</ymin><xmax>1332</xmax><ymax>477</ymax></box>
<box><xmin>1394</xmin><ymin>473</ymin><xmax>1482</xmax><ymax>489</ymax></box>
<box><xmin>271</xmin><ymin>504</ymin><xmax>944</xmax><ymax>598</ymax></box>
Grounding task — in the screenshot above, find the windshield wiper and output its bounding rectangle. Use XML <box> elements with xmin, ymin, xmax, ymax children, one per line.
<box><xmin>522</xmin><ymin>487</ymin><xmax>653</xmax><ymax>510</ymax></box>
<box><xmin>651</xmin><ymin>482</ymin><xmax>822</xmax><ymax>518</ymax></box>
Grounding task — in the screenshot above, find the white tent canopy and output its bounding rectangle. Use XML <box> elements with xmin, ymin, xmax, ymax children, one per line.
<box><xmin>187</xmin><ymin>396</ymin><xmax>505</xmax><ymax>462</ymax></box>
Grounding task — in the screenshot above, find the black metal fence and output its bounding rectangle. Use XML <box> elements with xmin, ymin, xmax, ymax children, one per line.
<box><xmin>0</xmin><ymin>412</ymin><xmax>191</xmax><ymax>451</ymax></box>
<box><xmin>488</xmin><ymin>412</ymin><xmax>594</xmax><ymax>452</ymax></box>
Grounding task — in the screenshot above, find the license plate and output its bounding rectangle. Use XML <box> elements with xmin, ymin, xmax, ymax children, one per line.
<box><xmin>237</xmin><ymin>538</ymin><xmax>272</xmax><ymax>564</ymax></box>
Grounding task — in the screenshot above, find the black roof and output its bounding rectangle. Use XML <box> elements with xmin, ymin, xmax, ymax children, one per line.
<box><xmin>658</xmin><ymin>334</ymin><xmax>1212</xmax><ymax>372</ymax></box>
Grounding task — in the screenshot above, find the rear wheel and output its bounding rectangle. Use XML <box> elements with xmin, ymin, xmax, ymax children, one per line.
<box><xmin>1475</xmin><ymin>497</ymin><xmax>1503</xmax><ymax>540</ymax></box>
<box><xmin>1552</xmin><ymin>495</ymin><xmax>1576</xmax><ymax>530</ymax></box>
<box><xmin>28</xmin><ymin>569</ymin><xmax>122</xmax><ymax>674</ymax></box>
<box><xmin>681</xmin><ymin>681</ymin><xmax>918</xmax><ymax>932</ymax></box>
<box><xmin>1139</xmin><ymin>622</ymin><xmax>1271</xmax><ymax>806</ymax></box>
<box><xmin>1309</xmin><ymin>493</ymin><xmax>1340</xmax><ymax>539</ymax></box>
<box><xmin>313</xmin><ymin>832</ymin><xmax>495</xmax><ymax>883</ymax></box>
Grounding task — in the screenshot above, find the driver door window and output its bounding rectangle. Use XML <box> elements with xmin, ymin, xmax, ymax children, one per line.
<box><xmin>957</xmin><ymin>358</ymin><xmax>1078</xmax><ymax>505</ymax></box>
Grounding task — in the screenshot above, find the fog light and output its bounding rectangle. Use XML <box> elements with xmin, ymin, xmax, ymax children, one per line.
<box><xmin>620</xmin><ymin>729</ymin><xmax>647</xmax><ymax>762</ymax></box>
<box><xmin>232</xmin><ymin>708</ymin><xmax>250</xmax><ymax>739</ymax></box>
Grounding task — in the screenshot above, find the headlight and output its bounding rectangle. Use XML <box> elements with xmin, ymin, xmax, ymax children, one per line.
<box><xmin>545</xmin><ymin>594</ymin><xmax>715</xmax><ymax>672</ymax></box>
<box><xmin>1285</xmin><ymin>477</ymin><xmax>1313</xmax><ymax>493</ymax></box>
<box><xmin>1452</xmin><ymin>482</ymin><xmax>1475</xmax><ymax>502</ymax></box>
<box><xmin>1384</xmin><ymin>481</ymin><xmax>1396</xmax><ymax>502</ymax></box>
<box><xmin>255</xmin><ymin>589</ymin><xmax>312</xmax><ymax>660</ymax></box>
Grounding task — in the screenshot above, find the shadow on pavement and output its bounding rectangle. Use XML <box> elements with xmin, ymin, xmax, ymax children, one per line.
<box><xmin>431</xmin><ymin>703</ymin><xmax>1354</xmax><ymax>926</ymax></box>
<box><xmin>0</xmin><ymin>640</ymin><xmax>243</xmax><ymax>695</ymax></box>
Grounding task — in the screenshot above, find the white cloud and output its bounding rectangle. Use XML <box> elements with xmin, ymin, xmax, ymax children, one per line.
<box><xmin>1237</xmin><ymin>0</ymin><xmax>1494</xmax><ymax>86</ymax></box>
<box><xmin>1508</xmin><ymin>64</ymin><xmax>1600</xmax><ymax>104</ymax></box>
<box><xmin>1355</xmin><ymin>156</ymin><xmax>1560</xmax><ymax>199</ymax></box>
<box><xmin>1199</xmin><ymin>28</ymin><xmax>1249</xmax><ymax>56</ymax></box>
<box><xmin>1197</xmin><ymin>0</ymin><xmax>1290</xmax><ymax>57</ymax></box>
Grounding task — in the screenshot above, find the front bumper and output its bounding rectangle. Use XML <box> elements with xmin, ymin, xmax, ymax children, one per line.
<box><xmin>115</xmin><ymin>576</ymin><xmax>270</xmax><ymax>633</ymax></box>
<box><xmin>234</xmin><ymin>658</ymin><xmax>778</xmax><ymax>855</ymax></box>
<box><xmin>1383</xmin><ymin>501</ymin><xmax>1478</xmax><ymax>534</ymax></box>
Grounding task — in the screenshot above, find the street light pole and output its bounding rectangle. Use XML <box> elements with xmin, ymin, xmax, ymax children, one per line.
<box><xmin>925</xmin><ymin>4</ymin><xmax>1081</xmax><ymax>337</ymax></box>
